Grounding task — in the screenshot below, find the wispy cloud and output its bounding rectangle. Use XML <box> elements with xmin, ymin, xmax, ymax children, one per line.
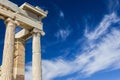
<box><xmin>25</xmin><ymin>12</ymin><xmax>120</xmax><ymax>80</ymax></box>
<box><xmin>84</xmin><ymin>13</ymin><xmax>120</xmax><ymax>40</ymax></box>
<box><xmin>25</xmin><ymin>0</ymin><xmax>120</xmax><ymax>79</ymax></box>
<box><xmin>107</xmin><ymin>0</ymin><xmax>120</xmax><ymax>13</ymax></box>
<box><xmin>59</xmin><ymin>10</ymin><xmax>64</xmax><ymax>18</ymax></box>
<box><xmin>25</xmin><ymin>63</ymin><xmax>32</xmax><ymax>80</ymax></box>
<box><xmin>42</xmin><ymin>60</ymin><xmax>75</xmax><ymax>80</ymax></box>
<box><xmin>81</xmin><ymin>29</ymin><xmax>120</xmax><ymax>76</ymax></box>
<box><xmin>55</xmin><ymin>28</ymin><xmax>71</xmax><ymax>41</ymax></box>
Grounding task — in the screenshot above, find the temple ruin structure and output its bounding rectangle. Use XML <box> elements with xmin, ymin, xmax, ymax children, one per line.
<box><xmin>0</xmin><ymin>0</ymin><xmax>48</xmax><ymax>80</ymax></box>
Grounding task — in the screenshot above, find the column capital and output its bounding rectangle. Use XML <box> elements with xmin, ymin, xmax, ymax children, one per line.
<box><xmin>5</xmin><ymin>18</ymin><xmax>20</xmax><ymax>26</ymax></box>
<box><xmin>32</xmin><ymin>28</ymin><xmax>45</xmax><ymax>36</ymax></box>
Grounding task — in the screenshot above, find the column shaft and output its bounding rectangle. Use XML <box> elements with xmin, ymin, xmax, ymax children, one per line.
<box><xmin>1</xmin><ymin>19</ymin><xmax>16</xmax><ymax>80</ymax></box>
<box><xmin>32</xmin><ymin>32</ymin><xmax>42</xmax><ymax>80</ymax></box>
<box><xmin>13</xmin><ymin>40</ymin><xmax>25</xmax><ymax>80</ymax></box>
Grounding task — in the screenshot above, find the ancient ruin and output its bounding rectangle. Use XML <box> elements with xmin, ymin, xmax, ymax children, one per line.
<box><xmin>0</xmin><ymin>0</ymin><xmax>47</xmax><ymax>80</ymax></box>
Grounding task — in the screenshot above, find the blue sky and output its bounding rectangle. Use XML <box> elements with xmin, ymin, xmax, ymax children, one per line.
<box><xmin>0</xmin><ymin>0</ymin><xmax>120</xmax><ymax>80</ymax></box>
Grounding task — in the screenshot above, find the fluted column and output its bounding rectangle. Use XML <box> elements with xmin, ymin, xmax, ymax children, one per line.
<box><xmin>13</xmin><ymin>39</ymin><xmax>25</xmax><ymax>80</ymax></box>
<box><xmin>1</xmin><ymin>18</ymin><xmax>18</xmax><ymax>80</ymax></box>
<box><xmin>32</xmin><ymin>28</ymin><xmax>43</xmax><ymax>80</ymax></box>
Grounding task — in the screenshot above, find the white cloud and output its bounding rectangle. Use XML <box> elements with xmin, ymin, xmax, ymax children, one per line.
<box><xmin>81</xmin><ymin>29</ymin><xmax>120</xmax><ymax>76</ymax></box>
<box><xmin>25</xmin><ymin>63</ymin><xmax>32</xmax><ymax>80</ymax></box>
<box><xmin>59</xmin><ymin>11</ymin><xmax>64</xmax><ymax>18</ymax></box>
<box><xmin>25</xmin><ymin>13</ymin><xmax>120</xmax><ymax>80</ymax></box>
<box><xmin>107</xmin><ymin>0</ymin><xmax>120</xmax><ymax>12</ymax></box>
<box><xmin>85</xmin><ymin>13</ymin><xmax>120</xmax><ymax>40</ymax></box>
<box><xmin>55</xmin><ymin>28</ymin><xmax>71</xmax><ymax>41</ymax></box>
<box><xmin>42</xmin><ymin>60</ymin><xmax>75</xmax><ymax>80</ymax></box>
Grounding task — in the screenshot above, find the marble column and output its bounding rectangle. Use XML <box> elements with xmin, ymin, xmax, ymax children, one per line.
<box><xmin>1</xmin><ymin>18</ymin><xmax>18</xmax><ymax>80</ymax></box>
<box><xmin>13</xmin><ymin>39</ymin><xmax>25</xmax><ymax>80</ymax></box>
<box><xmin>32</xmin><ymin>28</ymin><xmax>42</xmax><ymax>80</ymax></box>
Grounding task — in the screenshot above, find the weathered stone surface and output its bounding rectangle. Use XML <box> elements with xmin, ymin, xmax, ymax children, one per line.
<box><xmin>0</xmin><ymin>4</ymin><xmax>43</xmax><ymax>30</ymax></box>
<box><xmin>13</xmin><ymin>40</ymin><xmax>25</xmax><ymax>80</ymax></box>
<box><xmin>1</xmin><ymin>18</ymin><xmax>16</xmax><ymax>80</ymax></box>
<box><xmin>20</xmin><ymin>2</ymin><xmax>48</xmax><ymax>19</ymax></box>
<box><xmin>0</xmin><ymin>0</ymin><xmax>19</xmax><ymax>12</ymax></box>
<box><xmin>0</xmin><ymin>1</ymin><xmax>47</xmax><ymax>80</ymax></box>
<box><xmin>15</xmin><ymin>29</ymin><xmax>31</xmax><ymax>40</ymax></box>
<box><xmin>32</xmin><ymin>28</ymin><xmax>42</xmax><ymax>80</ymax></box>
<box><xmin>0</xmin><ymin>66</ymin><xmax>1</xmax><ymax>77</ymax></box>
